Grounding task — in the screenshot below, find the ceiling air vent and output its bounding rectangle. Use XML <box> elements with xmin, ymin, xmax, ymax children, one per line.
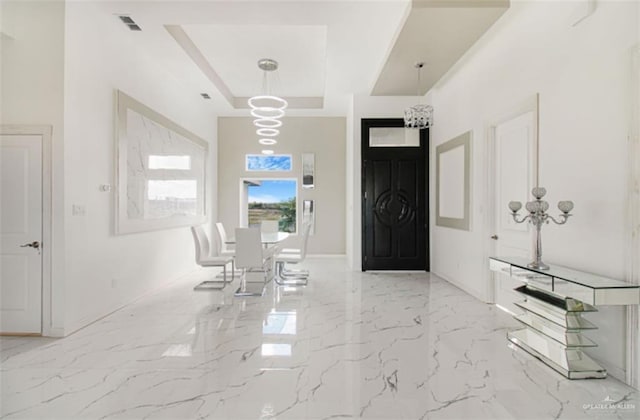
<box><xmin>118</xmin><ymin>15</ymin><xmax>141</xmax><ymax>31</ymax></box>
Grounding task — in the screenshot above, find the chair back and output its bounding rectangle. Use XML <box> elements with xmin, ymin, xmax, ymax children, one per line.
<box><xmin>235</xmin><ymin>227</ymin><xmax>265</xmax><ymax>269</ymax></box>
<box><xmin>299</xmin><ymin>222</ymin><xmax>312</xmax><ymax>260</ymax></box>
<box><xmin>261</xmin><ymin>220</ymin><xmax>279</xmax><ymax>234</ymax></box>
<box><xmin>190</xmin><ymin>225</ymin><xmax>211</xmax><ymax>263</ymax></box>
<box><xmin>215</xmin><ymin>222</ymin><xmax>232</xmax><ymax>253</ymax></box>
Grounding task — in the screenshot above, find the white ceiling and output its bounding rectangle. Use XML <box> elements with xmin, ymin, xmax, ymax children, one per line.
<box><xmin>183</xmin><ymin>24</ymin><xmax>327</xmax><ymax>97</ymax></box>
<box><xmin>372</xmin><ymin>1</ymin><xmax>510</xmax><ymax>95</ymax></box>
<box><xmin>99</xmin><ymin>0</ymin><xmax>509</xmax><ymax>116</ymax></box>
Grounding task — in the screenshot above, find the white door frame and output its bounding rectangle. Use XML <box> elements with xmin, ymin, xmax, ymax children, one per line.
<box><xmin>484</xmin><ymin>94</ymin><xmax>539</xmax><ymax>304</ymax></box>
<box><xmin>1</xmin><ymin>125</ymin><xmax>53</xmax><ymax>336</ymax></box>
<box><xmin>626</xmin><ymin>45</ymin><xmax>640</xmax><ymax>389</ymax></box>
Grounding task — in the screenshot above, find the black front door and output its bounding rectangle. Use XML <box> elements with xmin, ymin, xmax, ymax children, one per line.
<box><xmin>362</xmin><ymin>118</ymin><xmax>428</xmax><ymax>271</ymax></box>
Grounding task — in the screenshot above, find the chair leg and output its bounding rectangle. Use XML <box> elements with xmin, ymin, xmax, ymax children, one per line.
<box><xmin>194</xmin><ymin>261</ymin><xmax>234</xmax><ymax>291</ymax></box>
<box><xmin>194</xmin><ymin>264</ymin><xmax>227</xmax><ymax>291</ymax></box>
<box><xmin>277</xmin><ymin>261</ymin><xmax>309</xmax><ymax>278</ymax></box>
<box><xmin>275</xmin><ymin>261</ymin><xmax>308</xmax><ymax>286</ymax></box>
<box><xmin>281</xmin><ymin>266</ymin><xmax>309</xmax><ymax>278</ymax></box>
<box><xmin>235</xmin><ymin>269</ymin><xmax>266</xmax><ymax>297</ymax></box>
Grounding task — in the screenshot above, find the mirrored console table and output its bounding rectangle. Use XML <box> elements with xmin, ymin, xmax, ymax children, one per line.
<box><xmin>489</xmin><ymin>256</ymin><xmax>640</xmax><ymax>379</ymax></box>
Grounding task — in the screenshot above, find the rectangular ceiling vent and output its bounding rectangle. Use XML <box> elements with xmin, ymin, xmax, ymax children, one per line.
<box><xmin>118</xmin><ymin>15</ymin><xmax>141</xmax><ymax>31</ymax></box>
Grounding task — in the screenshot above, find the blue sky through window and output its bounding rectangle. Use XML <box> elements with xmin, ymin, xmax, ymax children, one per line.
<box><xmin>248</xmin><ymin>180</ymin><xmax>296</xmax><ymax>203</ymax></box>
<box><xmin>246</xmin><ymin>155</ymin><xmax>292</xmax><ymax>171</ymax></box>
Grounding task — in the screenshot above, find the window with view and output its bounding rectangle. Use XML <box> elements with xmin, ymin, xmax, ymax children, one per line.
<box><xmin>246</xmin><ymin>179</ymin><xmax>296</xmax><ymax>233</ymax></box>
<box><xmin>246</xmin><ymin>154</ymin><xmax>292</xmax><ymax>171</ymax></box>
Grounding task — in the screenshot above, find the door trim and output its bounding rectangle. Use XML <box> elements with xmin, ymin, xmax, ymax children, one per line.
<box><xmin>626</xmin><ymin>44</ymin><xmax>640</xmax><ymax>389</ymax></box>
<box><xmin>485</xmin><ymin>94</ymin><xmax>539</xmax><ymax>303</ymax></box>
<box><xmin>1</xmin><ymin>125</ymin><xmax>52</xmax><ymax>336</ymax></box>
<box><xmin>360</xmin><ymin>118</ymin><xmax>429</xmax><ymax>271</ymax></box>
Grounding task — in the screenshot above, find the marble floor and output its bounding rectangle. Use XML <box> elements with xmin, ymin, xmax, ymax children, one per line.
<box><xmin>1</xmin><ymin>257</ymin><xmax>638</xmax><ymax>419</ymax></box>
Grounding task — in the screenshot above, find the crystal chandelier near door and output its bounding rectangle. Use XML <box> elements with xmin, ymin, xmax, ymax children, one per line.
<box><xmin>404</xmin><ymin>62</ymin><xmax>433</xmax><ymax>129</ymax></box>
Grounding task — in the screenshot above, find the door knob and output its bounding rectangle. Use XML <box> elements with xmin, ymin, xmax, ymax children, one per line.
<box><xmin>20</xmin><ymin>241</ymin><xmax>40</xmax><ymax>249</ymax></box>
<box><xmin>491</xmin><ymin>235</ymin><xmax>498</xmax><ymax>240</ymax></box>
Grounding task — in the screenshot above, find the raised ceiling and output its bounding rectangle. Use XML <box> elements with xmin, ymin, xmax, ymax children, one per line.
<box><xmin>103</xmin><ymin>0</ymin><xmax>510</xmax><ymax>116</ymax></box>
<box><xmin>372</xmin><ymin>0</ymin><xmax>510</xmax><ymax>95</ymax></box>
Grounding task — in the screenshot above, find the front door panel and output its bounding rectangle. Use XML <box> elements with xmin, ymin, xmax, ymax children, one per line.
<box><xmin>362</xmin><ymin>119</ymin><xmax>428</xmax><ymax>271</ymax></box>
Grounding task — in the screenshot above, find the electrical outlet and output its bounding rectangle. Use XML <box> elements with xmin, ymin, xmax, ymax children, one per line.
<box><xmin>72</xmin><ymin>204</ymin><xmax>86</xmax><ymax>216</ymax></box>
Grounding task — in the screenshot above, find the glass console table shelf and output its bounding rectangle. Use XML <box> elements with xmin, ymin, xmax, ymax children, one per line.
<box><xmin>490</xmin><ymin>256</ymin><xmax>640</xmax><ymax>379</ymax></box>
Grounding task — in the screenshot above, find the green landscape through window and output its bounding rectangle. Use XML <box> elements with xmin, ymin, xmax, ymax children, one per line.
<box><xmin>248</xmin><ymin>179</ymin><xmax>297</xmax><ymax>233</ymax></box>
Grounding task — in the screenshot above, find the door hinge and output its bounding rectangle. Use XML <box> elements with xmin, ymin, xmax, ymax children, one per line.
<box><xmin>364</xmin><ymin>191</ymin><xmax>367</xmax><ymax>200</ymax></box>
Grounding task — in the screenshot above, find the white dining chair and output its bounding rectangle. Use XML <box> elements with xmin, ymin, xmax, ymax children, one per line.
<box><xmin>274</xmin><ymin>222</ymin><xmax>311</xmax><ymax>285</ymax></box>
<box><xmin>260</xmin><ymin>220</ymin><xmax>279</xmax><ymax>234</ymax></box>
<box><xmin>215</xmin><ymin>222</ymin><xmax>235</xmax><ymax>255</ymax></box>
<box><xmin>190</xmin><ymin>226</ymin><xmax>234</xmax><ymax>290</ymax></box>
<box><xmin>215</xmin><ymin>222</ymin><xmax>242</xmax><ymax>276</ymax></box>
<box><xmin>279</xmin><ymin>222</ymin><xmax>311</xmax><ymax>254</ymax></box>
<box><xmin>260</xmin><ymin>220</ymin><xmax>281</xmax><ymax>254</ymax></box>
<box><xmin>234</xmin><ymin>227</ymin><xmax>276</xmax><ymax>296</ymax></box>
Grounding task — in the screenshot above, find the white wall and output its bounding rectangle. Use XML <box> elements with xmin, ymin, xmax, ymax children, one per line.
<box><xmin>347</xmin><ymin>94</ymin><xmax>427</xmax><ymax>269</ymax></box>
<box><xmin>217</xmin><ymin>116</ymin><xmax>346</xmax><ymax>255</ymax></box>
<box><xmin>1</xmin><ymin>0</ymin><xmax>67</xmax><ymax>335</ymax></box>
<box><xmin>2</xmin><ymin>0</ymin><xmax>218</xmax><ymax>335</ymax></box>
<box><xmin>429</xmin><ymin>0</ymin><xmax>639</xmax><ymax>382</ymax></box>
<box><xmin>60</xmin><ymin>1</ymin><xmax>218</xmax><ymax>333</ymax></box>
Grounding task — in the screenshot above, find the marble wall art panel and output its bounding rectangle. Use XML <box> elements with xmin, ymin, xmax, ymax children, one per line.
<box><xmin>116</xmin><ymin>91</ymin><xmax>208</xmax><ymax>234</ymax></box>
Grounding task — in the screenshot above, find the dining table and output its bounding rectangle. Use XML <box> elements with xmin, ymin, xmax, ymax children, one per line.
<box><xmin>225</xmin><ymin>231</ymin><xmax>290</xmax><ymax>247</ymax></box>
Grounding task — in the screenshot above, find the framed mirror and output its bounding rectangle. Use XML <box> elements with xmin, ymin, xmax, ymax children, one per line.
<box><xmin>436</xmin><ymin>131</ymin><xmax>471</xmax><ymax>230</ymax></box>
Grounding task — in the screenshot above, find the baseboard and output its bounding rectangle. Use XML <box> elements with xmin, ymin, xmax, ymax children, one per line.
<box><xmin>588</xmin><ymin>353</ymin><xmax>627</xmax><ymax>384</ymax></box>
<box><xmin>430</xmin><ymin>269</ymin><xmax>489</xmax><ymax>303</ymax></box>
<box><xmin>306</xmin><ymin>254</ymin><xmax>347</xmax><ymax>259</ymax></box>
<box><xmin>60</xmin><ymin>268</ymin><xmax>200</xmax><ymax>338</ymax></box>
<box><xmin>65</xmin><ymin>301</ymin><xmax>135</xmax><ymax>338</ymax></box>
<box><xmin>367</xmin><ymin>270</ymin><xmax>426</xmax><ymax>274</ymax></box>
<box><xmin>43</xmin><ymin>327</ymin><xmax>65</xmax><ymax>338</ymax></box>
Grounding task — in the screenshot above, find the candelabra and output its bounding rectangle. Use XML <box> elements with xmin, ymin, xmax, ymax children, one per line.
<box><xmin>508</xmin><ymin>187</ymin><xmax>574</xmax><ymax>270</ymax></box>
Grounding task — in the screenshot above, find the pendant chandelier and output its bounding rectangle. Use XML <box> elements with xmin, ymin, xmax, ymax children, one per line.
<box><xmin>404</xmin><ymin>62</ymin><xmax>433</xmax><ymax>129</ymax></box>
<box><xmin>248</xmin><ymin>58</ymin><xmax>287</xmax><ymax>147</ymax></box>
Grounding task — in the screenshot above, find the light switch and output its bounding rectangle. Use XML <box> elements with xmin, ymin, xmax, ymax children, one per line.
<box><xmin>72</xmin><ymin>204</ymin><xmax>86</xmax><ymax>216</ymax></box>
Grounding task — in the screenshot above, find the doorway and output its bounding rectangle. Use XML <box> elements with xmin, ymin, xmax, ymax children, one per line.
<box><xmin>491</xmin><ymin>111</ymin><xmax>536</xmax><ymax>314</ymax></box>
<box><xmin>0</xmin><ymin>126</ymin><xmax>52</xmax><ymax>335</ymax></box>
<box><xmin>361</xmin><ymin>118</ymin><xmax>428</xmax><ymax>271</ymax></box>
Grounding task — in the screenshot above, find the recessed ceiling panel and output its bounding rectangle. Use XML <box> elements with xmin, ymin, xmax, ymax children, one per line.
<box><xmin>372</xmin><ymin>2</ymin><xmax>509</xmax><ymax>95</ymax></box>
<box><xmin>183</xmin><ymin>24</ymin><xmax>327</xmax><ymax>98</ymax></box>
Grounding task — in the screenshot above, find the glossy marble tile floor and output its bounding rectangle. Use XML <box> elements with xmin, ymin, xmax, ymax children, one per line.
<box><xmin>1</xmin><ymin>257</ymin><xmax>638</xmax><ymax>419</ymax></box>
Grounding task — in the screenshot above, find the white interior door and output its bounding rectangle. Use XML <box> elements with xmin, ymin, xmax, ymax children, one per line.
<box><xmin>1</xmin><ymin>134</ymin><xmax>43</xmax><ymax>334</ymax></box>
<box><xmin>493</xmin><ymin>111</ymin><xmax>535</xmax><ymax>314</ymax></box>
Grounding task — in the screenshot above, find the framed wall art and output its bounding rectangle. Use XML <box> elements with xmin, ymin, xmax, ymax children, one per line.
<box><xmin>115</xmin><ymin>90</ymin><xmax>208</xmax><ymax>234</ymax></box>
